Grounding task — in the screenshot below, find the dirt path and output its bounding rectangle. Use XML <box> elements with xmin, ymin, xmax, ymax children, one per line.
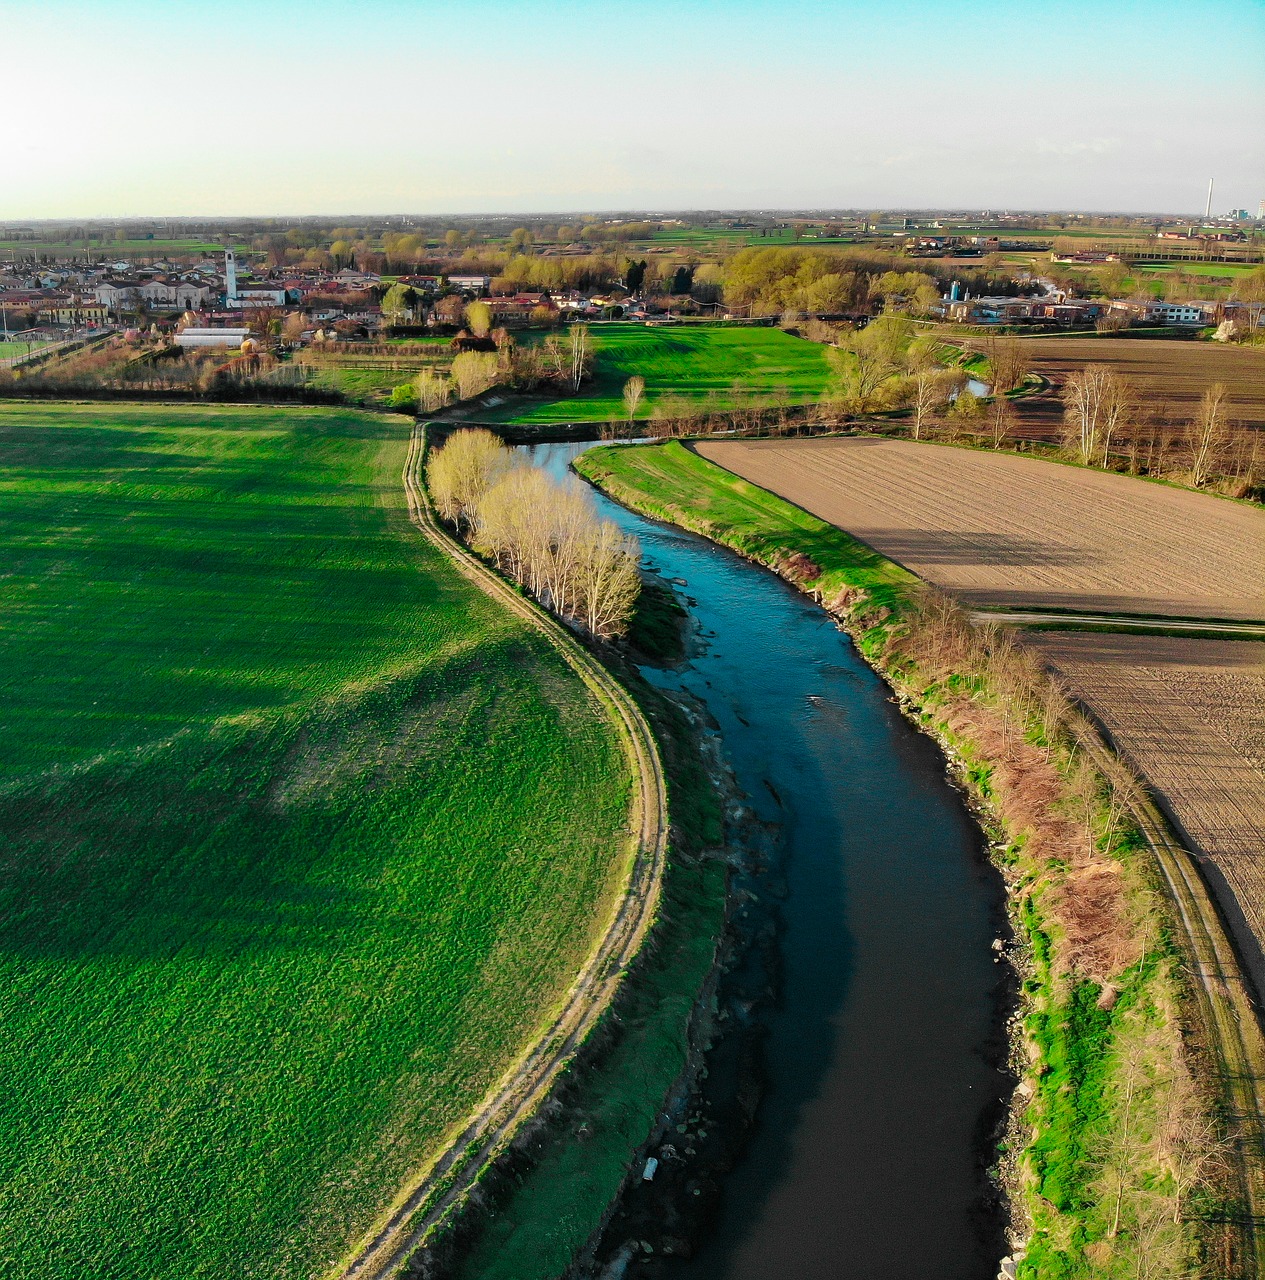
<box><xmin>971</xmin><ymin>610</ymin><xmax>1265</xmax><ymax>637</ymax></box>
<box><xmin>328</xmin><ymin>424</ymin><xmax>670</xmax><ymax>1280</ymax></box>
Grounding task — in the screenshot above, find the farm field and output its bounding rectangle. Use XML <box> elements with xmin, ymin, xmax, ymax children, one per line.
<box><xmin>694</xmin><ymin>436</ymin><xmax>1265</xmax><ymax>619</ymax></box>
<box><xmin>1027</xmin><ymin>631</ymin><xmax>1265</xmax><ymax>991</ymax></box>
<box><xmin>1001</xmin><ymin>337</ymin><xmax>1265</xmax><ymax>438</ymax></box>
<box><xmin>0</xmin><ymin>402</ymin><xmax>632</xmax><ymax>1280</ymax></box>
<box><xmin>483</xmin><ymin>323</ymin><xmax>834</xmax><ymax>424</ymax></box>
<box><xmin>0</xmin><ymin>237</ymin><xmax>224</xmax><ymax>257</ymax></box>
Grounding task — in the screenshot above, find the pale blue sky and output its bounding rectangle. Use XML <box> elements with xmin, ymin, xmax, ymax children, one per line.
<box><xmin>2</xmin><ymin>0</ymin><xmax>1261</xmax><ymax>217</ymax></box>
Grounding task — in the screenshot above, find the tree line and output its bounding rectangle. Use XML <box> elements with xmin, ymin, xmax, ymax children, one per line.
<box><xmin>426</xmin><ymin>429</ymin><xmax>640</xmax><ymax>639</ymax></box>
<box><xmin>1062</xmin><ymin>366</ymin><xmax>1260</xmax><ymax>496</ymax></box>
<box><xmin>405</xmin><ymin>323</ymin><xmax>593</xmax><ymax>412</ymax></box>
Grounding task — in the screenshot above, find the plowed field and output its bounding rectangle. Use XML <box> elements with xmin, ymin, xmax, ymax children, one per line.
<box><xmin>1029</xmin><ymin>632</ymin><xmax>1265</xmax><ymax>991</ymax></box>
<box><xmin>694</xmin><ymin>437</ymin><xmax>1265</xmax><ymax>619</ymax></box>
<box><xmin>987</xmin><ymin>338</ymin><xmax>1265</xmax><ymax>440</ymax></box>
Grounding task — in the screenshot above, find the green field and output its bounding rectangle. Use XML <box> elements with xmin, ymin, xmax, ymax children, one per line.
<box><xmin>486</xmin><ymin>324</ymin><xmax>835</xmax><ymax>424</ymax></box>
<box><xmin>0</xmin><ymin>237</ymin><xmax>225</xmax><ymax>257</ymax></box>
<box><xmin>0</xmin><ymin>340</ymin><xmax>50</xmax><ymax>359</ymax></box>
<box><xmin>0</xmin><ymin>402</ymin><xmax>632</xmax><ymax>1279</ymax></box>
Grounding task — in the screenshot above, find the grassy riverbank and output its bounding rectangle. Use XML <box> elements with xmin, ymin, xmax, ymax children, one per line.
<box><xmin>450</xmin><ymin>684</ymin><xmax>726</xmax><ymax>1280</ymax></box>
<box><xmin>575</xmin><ymin>440</ymin><xmax>1234</xmax><ymax>1279</ymax></box>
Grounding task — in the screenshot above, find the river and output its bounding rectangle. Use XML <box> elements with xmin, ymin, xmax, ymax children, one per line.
<box><xmin>522</xmin><ymin>442</ymin><xmax>1011</xmax><ymax>1280</ymax></box>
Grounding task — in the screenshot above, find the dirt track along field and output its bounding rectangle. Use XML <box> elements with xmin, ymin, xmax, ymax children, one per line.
<box><xmin>694</xmin><ymin>437</ymin><xmax>1265</xmax><ymax>619</ymax></box>
<box><xmin>1028</xmin><ymin>631</ymin><xmax>1265</xmax><ymax>988</ymax></box>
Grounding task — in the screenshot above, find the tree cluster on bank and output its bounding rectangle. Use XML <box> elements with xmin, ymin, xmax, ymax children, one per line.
<box><xmin>403</xmin><ymin>323</ymin><xmax>594</xmax><ymax>413</ymax></box>
<box><xmin>426</xmin><ymin>429</ymin><xmax>640</xmax><ymax>639</ymax></box>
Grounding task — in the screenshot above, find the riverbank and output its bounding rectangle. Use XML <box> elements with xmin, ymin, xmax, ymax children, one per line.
<box><xmin>574</xmin><ymin>440</ymin><xmax>1240</xmax><ymax>1280</ymax></box>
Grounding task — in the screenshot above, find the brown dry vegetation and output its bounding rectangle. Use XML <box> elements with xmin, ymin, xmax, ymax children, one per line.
<box><xmin>695</xmin><ymin>436</ymin><xmax>1265</xmax><ymax>618</ymax></box>
<box><xmin>1028</xmin><ymin>632</ymin><xmax>1265</xmax><ymax>990</ymax></box>
<box><xmin>898</xmin><ymin>599</ymin><xmax>1143</xmax><ymax>981</ymax></box>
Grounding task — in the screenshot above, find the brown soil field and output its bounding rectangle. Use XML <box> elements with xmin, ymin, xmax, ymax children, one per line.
<box><xmin>695</xmin><ymin>437</ymin><xmax>1265</xmax><ymax>619</ymax></box>
<box><xmin>1027</xmin><ymin>631</ymin><xmax>1265</xmax><ymax>993</ymax></box>
<box><xmin>986</xmin><ymin>337</ymin><xmax>1265</xmax><ymax>440</ymax></box>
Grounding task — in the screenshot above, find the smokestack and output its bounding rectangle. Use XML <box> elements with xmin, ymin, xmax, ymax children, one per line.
<box><xmin>1205</xmin><ymin>178</ymin><xmax>1214</xmax><ymax>221</ymax></box>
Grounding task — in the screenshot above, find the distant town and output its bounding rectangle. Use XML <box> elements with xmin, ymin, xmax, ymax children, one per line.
<box><xmin>2</xmin><ymin>210</ymin><xmax>1262</xmax><ymax>366</ymax></box>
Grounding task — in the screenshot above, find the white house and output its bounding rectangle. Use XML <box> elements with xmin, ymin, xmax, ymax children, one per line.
<box><xmin>95</xmin><ymin>280</ymin><xmax>141</xmax><ymax>309</ymax></box>
<box><xmin>1147</xmin><ymin>301</ymin><xmax>1208</xmax><ymax>326</ymax></box>
<box><xmin>139</xmin><ymin>279</ymin><xmax>214</xmax><ymax>310</ymax></box>
<box><xmin>447</xmin><ymin>274</ymin><xmax>490</xmax><ymax>294</ymax></box>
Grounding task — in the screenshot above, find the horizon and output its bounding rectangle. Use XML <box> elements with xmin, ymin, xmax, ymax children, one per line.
<box><xmin>2</xmin><ymin>0</ymin><xmax>1262</xmax><ymax>219</ymax></box>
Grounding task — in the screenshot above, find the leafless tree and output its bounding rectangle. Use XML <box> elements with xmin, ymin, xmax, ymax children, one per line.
<box><xmin>623</xmin><ymin>374</ymin><xmax>646</xmax><ymax>425</ymax></box>
<box><xmin>414</xmin><ymin>368</ymin><xmax>452</xmax><ymax>414</ymax></box>
<box><xmin>1186</xmin><ymin>382</ymin><xmax>1231</xmax><ymax>487</ymax></box>
<box><xmin>567</xmin><ymin>323</ymin><xmax>591</xmax><ymax>392</ymax></box>
<box><xmin>426</xmin><ymin>428</ymin><xmax>516</xmax><ymax>526</ymax></box>
<box><xmin>982</xmin><ymin>334</ymin><xmax>1031</xmax><ymax>394</ymax></box>
<box><xmin>988</xmin><ymin>394</ymin><xmax>1017</xmax><ymax>448</ymax></box>
<box><xmin>1062</xmin><ymin>365</ymin><xmax>1131</xmax><ymax>466</ymax></box>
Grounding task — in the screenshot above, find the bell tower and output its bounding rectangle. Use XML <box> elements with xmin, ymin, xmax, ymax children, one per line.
<box><xmin>224</xmin><ymin>248</ymin><xmax>238</xmax><ymax>302</ymax></box>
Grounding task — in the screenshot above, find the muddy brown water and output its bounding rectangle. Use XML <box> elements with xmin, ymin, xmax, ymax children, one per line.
<box><xmin>522</xmin><ymin>443</ymin><xmax>1012</xmax><ymax>1280</ymax></box>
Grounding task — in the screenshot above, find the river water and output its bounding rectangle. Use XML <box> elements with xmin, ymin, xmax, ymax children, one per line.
<box><xmin>521</xmin><ymin>442</ymin><xmax>1010</xmax><ymax>1280</ymax></box>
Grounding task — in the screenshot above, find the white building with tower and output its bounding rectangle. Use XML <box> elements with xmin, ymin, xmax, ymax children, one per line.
<box><xmin>222</xmin><ymin>247</ymin><xmax>293</xmax><ymax>307</ymax></box>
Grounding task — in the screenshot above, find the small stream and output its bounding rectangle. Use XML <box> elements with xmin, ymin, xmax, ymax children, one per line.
<box><xmin>521</xmin><ymin>442</ymin><xmax>1011</xmax><ymax>1280</ymax></box>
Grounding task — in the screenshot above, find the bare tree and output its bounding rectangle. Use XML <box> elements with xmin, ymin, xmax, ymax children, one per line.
<box><xmin>451</xmin><ymin>350</ymin><xmax>500</xmax><ymax>400</ymax></box>
<box><xmin>574</xmin><ymin>519</ymin><xmax>642</xmax><ymax>638</ymax></box>
<box><xmin>426</xmin><ymin>428</ymin><xmax>515</xmax><ymax>526</ymax></box>
<box><xmin>1186</xmin><ymin>382</ymin><xmax>1231</xmax><ymax>487</ymax></box>
<box><xmin>1098</xmin><ymin>373</ymin><xmax>1135</xmax><ymax>467</ymax></box>
<box><xmin>622</xmin><ymin>374</ymin><xmax>646</xmax><ymax>425</ymax></box>
<box><xmin>472</xmin><ymin>468</ymin><xmax>640</xmax><ymax>637</ymax></box>
<box><xmin>982</xmin><ymin>334</ymin><xmax>1031</xmax><ymax>394</ymax></box>
<box><xmin>414</xmin><ymin>368</ymin><xmax>452</xmax><ymax>414</ymax></box>
<box><xmin>1063</xmin><ymin>364</ymin><xmax>1128</xmax><ymax>466</ymax></box>
<box><xmin>567</xmin><ymin>323</ymin><xmax>591</xmax><ymax>392</ymax></box>
<box><xmin>987</xmin><ymin>394</ymin><xmax>1017</xmax><ymax>449</ymax></box>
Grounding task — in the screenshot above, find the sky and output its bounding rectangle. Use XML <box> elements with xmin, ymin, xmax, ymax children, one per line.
<box><xmin>1</xmin><ymin>0</ymin><xmax>1262</xmax><ymax>218</ymax></box>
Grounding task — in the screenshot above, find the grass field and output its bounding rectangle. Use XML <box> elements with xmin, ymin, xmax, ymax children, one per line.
<box><xmin>0</xmin><ymin>237</ymin><xmax>224</xmax><ymax>257</ymax></box>
<box><xmin>0</xmin><ymin>340</ymin><xmax>51</xmax><ymax>359</ymax></box>
<box><xmin>0</xmin><ymin>402</ymin><xmax>632</xmax><ymax>1280</ymax></box>
<box><xmin>485</xmin><ymin>324</ymin><xmax>834</xmax><ymax>424</ymax></box>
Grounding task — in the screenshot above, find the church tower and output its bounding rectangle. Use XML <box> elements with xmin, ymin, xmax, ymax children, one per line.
<box><xmin>224</xmin><ymin>248</ymin><xmax>238</xmax><ymax>301</ymax></box>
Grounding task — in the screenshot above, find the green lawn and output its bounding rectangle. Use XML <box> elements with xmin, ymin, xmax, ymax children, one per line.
<box><xmin>0</xmin><ymin>402</ymin><xmax>631</xmax><ymax>1280</ymax></box>
<box><xmin>486</xmin><ymin>323</ymin><xmax>835</xmax><ymax>424</ymax></box>
<box><xmin>0</xmin><ymin>340</ymin><xmax>51</xmax><ymax>359</ymax></box>
<box><xmin>1131</xmin><ymin>261</ymin><xmax>1259</xmax><ymax>277</ymax></box>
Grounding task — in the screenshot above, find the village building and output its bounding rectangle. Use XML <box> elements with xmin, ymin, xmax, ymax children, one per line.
<box><xmin>174</xmin><ymin>327</ymin><xmax>252</xmax><ymax>348</ymax></box>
